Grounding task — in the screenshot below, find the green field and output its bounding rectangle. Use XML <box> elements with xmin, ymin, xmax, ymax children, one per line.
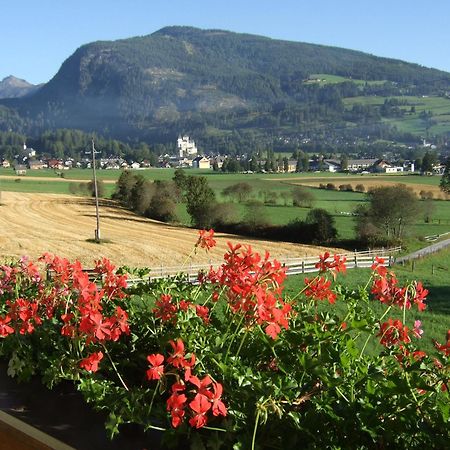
<box><xmin>284</xmin><ymin>247</ymin><xmax>450</xmax><ymax>355</ymax></box>
<box><xmin>343</xmin><ymin>94</ymin><xmax>450</xmax><ymax>136</ymax></box>
<box><xmin>1</xmin><ymin>168</ymin><xmax>450</xmax><ymax>243</ymax></box>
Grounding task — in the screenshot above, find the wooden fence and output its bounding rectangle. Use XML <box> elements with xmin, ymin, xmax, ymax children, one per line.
<box><xmin>126</xmin><ymin>247</ymin><xmax>402</xmax><ymax>286</ymax></box>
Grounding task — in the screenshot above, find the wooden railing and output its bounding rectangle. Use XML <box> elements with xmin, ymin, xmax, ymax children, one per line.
<box><xmin>125</xmin><ymin>247</ymin><xmax>402</xmax><ymax>286</ymax></box>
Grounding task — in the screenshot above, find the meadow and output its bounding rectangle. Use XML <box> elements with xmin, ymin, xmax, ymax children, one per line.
<box><xmin>1</xmin><ymin>168</ymin><xmax>449</xmax><ymax>243</ymax></box>
<box><xmin>284</xmin><ymin>247</ymin><xmax>450</xmax><ymax>356</ymax></box>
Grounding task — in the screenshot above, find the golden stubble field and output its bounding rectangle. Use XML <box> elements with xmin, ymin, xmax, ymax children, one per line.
<box><xmin>286</xmin><ymin>177</ymin><xmax>448</xmax><ymax>198</ymax></box>
<box><xmin>0</xmin><ymin>192</ymin><xmax>342</xmax><ymax>268</ymax></box>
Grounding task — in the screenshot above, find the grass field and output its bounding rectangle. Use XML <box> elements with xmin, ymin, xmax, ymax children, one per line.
<box><xmin>342</xmin><ymin>94</ymin><xmax>450</xmax><ymax>136</ymax></box>
<box><xmin>2</xmin><ymin>168</ymin><xmax>449</xmax><ymax>243</ymax></box>
<box><xmin>284</xmin><ymin>247</ymin><xmax>450</xmax><ymax>355</ymax></box>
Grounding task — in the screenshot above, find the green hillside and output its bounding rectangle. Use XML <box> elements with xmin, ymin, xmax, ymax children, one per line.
<box><xmin>1</xmin><ymin>26</ymin><xmax>450</xmax><ymax>151</ymax></box>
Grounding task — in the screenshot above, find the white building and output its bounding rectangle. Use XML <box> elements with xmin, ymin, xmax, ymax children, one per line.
<box><xmin>177</xmin><ymin>135</ymin><xmax>198</xmax><ymax>158</ymax></box>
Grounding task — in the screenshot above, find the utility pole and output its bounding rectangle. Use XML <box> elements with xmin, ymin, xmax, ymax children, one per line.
<box><xmin>90</xmin><ymin>138</ymin><xmax>101</xmax><ymax>242</ymax></box>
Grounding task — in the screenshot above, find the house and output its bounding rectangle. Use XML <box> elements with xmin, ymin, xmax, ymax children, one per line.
<box><xmin>347</xmin><ymin>159</ymin><xmax>378</xmax><ymax>172</ymax></box>
<box><xmin>192</xmin><ymin>156</ymin><xmax>211</xmax><ymax>169</ymax></box>
<box><xmin>286</xmin><ymin>159</ymin><xmax>298</xmax><ymax>173</ymax></box>
<box><xmin>47</xmin><ymin>159</ymin><xmax>64</xmax><ymax>170</ymax></box>
<box><xmin>14</xmin><ymin>164</ymin><xmax>27</xmax><ymax>175</ymax></box>
<box><xmin>28</xmin><ymin>160</ymin><xmax>45</xmax><ymax>170</ymax></box>
<box><xmin>1</xmin><ymin>160</ymin><xmax>10</xmax><ymax>168</ymax></box>
<box><xmin>384</xmin><ymin>166</ymin><xmax>404</xmax><ymax>173</ymax></box>
<box><xmin>323</xmin><ymin>160</ymin><xmax>341</xmax><ymax>172</ymax></box>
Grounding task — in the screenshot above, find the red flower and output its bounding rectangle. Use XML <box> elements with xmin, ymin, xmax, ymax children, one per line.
<box><xmin>378</xmin><ymin>319</ymin><xmax>411</xmax><ymax>348</ymax></box>
<box><xmin>0</xmin><ymin>315</ymin><xmax>14</xmax><ymax>337</ymax></box>
<box><xmin>79</xmin><ymin>351</ymin><xmax>103</xmax><ymax>372</ymax></box>
<box><xmin>189</xmin><ymin>394</ymin><xmax>211</xmax><ymax>428</ymax></box>
<box><xmin>209</xmin><ymin>382</ymin><xmax>227</xmax><ymax>417</ymax></box>
<box><xmin>371</xmin><ymin>256</ymin><xmax>387</xmax><ymax>277</ymax></box>
<box><xmin>153</xmin><ymin>294</ymin><xmax>178</xmax><ymax>322</ymax></box>
<box><xmin>187</xmin><ymin>373</ymin><xmax>212</xmax><ymax>397</ymax></box>
<box><xmin>411</xmin><ymin>281</ymin><xmax>428</xmax><ymax>312</ymax></box>
<box><xmin>195</xmin><ymin>305</ymin><xmax>210</xmax><ymax>324</ymax></box>
<box><xmin>146</xmin><ymin>354</ymin><xmax>165</xmax><ymax>380</ymax></box>
<box><xmin>315</xmin><ymin>252</ymin><xmax>346</xmax><ymax>278</ymax></box>
<box><xmin>167</xmin><ymin>339</ymin><xmax>195</xmax><ymax>369</ymax></box>
<box><xmin>195</xmin><ymin>229</ymin><xmax>216</xmax><ymax>251</ymax></box>
<box><xmin>433</xmin><ymin>330</ymin><xmax>450</xmax><ymax>356</ymax></box>
<box><xmin>304</xmin><ymin>277</ymin><xmax>337</xmax><ymax>304</ymax></box>
<box><xmin>166</xmin><ymin>384</ymin><xmax>187</xmax><ymax>428</ymax></box>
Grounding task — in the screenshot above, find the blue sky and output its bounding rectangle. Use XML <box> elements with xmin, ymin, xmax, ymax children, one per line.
<box><xmin>2</xmin><ymin>0</ymin><xmax>449</xmax><ymax>84</ymax></box>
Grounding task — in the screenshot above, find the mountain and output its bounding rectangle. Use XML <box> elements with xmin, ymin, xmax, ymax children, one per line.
<box><xmin>0</xmin><ymin>76</ymin><xmax>41</xmax><ymax>99</ymax></box>
<box><xmin>2</xmin><ymin>26</ymin><xmax>450</xmax><ymax>151</ymax></box>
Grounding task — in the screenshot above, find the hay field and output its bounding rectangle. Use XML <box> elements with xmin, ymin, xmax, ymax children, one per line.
<box><xmin>288</xmin><ymin>177</ymin><xmax>447</xmax><ymax>198</ymax></box>
<box><xmin>0</xmin><ymin>192</ymin><xmax>341</xmax><ymax>268</ymax></box>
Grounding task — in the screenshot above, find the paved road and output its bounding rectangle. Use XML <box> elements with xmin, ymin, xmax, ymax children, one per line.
<box><xmin>394</xmin><ymin>238</ymin><xmax>450</xmax><ymax>264</ymax></box>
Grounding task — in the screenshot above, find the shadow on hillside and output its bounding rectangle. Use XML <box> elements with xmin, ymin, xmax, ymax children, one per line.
<box><xmin>426</xmin><ymin>286</ymin><xmax>450</xmax><ymax>315</ymax></box>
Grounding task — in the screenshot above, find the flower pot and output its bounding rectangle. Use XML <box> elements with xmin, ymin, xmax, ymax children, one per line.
<box><xmin>0</xmin><ymin>364</ymin><xmax>161</xmax><ymax>450</ymax></box>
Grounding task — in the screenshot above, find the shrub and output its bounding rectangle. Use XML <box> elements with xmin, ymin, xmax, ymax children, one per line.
<box><xmin>338</xmin><ymin>183</ymin><xmax>353</xmax><ymax>192</ymax></box>
<box><xmin>355</xmin><ymin>183</ymin><xmax>366</xmax><ymax>193</ymax></box>
<box><xmin>326</xmin><ymin>183</ymin><xmax>337</xmax><ymax>190</ymax></box>
<box><xmin>292</xmin><ymin>186</ymin><xmax>316</xmax><ymax>208</ymax></box>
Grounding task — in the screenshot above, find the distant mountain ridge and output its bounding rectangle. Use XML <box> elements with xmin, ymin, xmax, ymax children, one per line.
<box><xmin>1</xmin><ymin>26</ymin><xmax>450</xmax><ymax>146</ymax></box>
<box><xmin>0</xmin><ymin>76</ymin><xmax>41</xmax><ymax>99</ymax></box>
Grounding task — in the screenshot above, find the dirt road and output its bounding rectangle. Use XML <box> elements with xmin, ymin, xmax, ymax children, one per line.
<box><xmin>0</xmin><ymin>192</ymin><xmax>341</xmax><ymax>268</ymax></box>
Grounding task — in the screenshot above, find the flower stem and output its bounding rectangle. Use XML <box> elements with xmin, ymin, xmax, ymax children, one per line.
<box><xmin>251</xmin><ymin>409</ymin><xmax>261</xmax><ymax>450</ymax></box>
<box><xmin>102</xmin><ymin>344</ymin><xmax>129</xmax><ymax>391</ymax></box>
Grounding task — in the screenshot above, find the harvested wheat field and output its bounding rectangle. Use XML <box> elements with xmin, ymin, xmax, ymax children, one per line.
<box><xmin>0</xmin><ymin>192</ymin><xmax>342</xmax><ymax>269</ymax></box>
<box><xmin>288</xmin><ymin>177</ymin><xmax>449</xmax><ymax>198</ymax></box>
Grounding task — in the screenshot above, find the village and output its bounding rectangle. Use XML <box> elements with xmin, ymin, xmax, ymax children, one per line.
<box><xmin>2</xmin><ymin>135</ymin><xmax>446</xmax><ymax>176</ymax></box>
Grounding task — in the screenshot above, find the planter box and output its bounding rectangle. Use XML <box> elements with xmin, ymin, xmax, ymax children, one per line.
<box><xmin>0</xmin><ymin>364</ymin><xmax>161</xmax><ymax>449</ymax></box>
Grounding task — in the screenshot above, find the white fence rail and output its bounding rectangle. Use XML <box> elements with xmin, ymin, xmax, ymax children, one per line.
<box><xmin>126</xmin><ymin>247</ymin><xmax>402</xmax><ymax>286</ymax></box>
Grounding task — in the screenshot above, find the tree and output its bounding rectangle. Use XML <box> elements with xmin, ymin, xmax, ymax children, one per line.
<box><xmin>305</xmin><ymin>208</ymin><xmax>337</xmax><ymax>243</ymax></box>
<box><xmin>356</xmin><ymin>185</ymin><xmax>420</xmax><ymax>242</ymax></box>
<box><xmin>421</xmin><ymin>151</ymin><xmax>437</xmax><ymax>173</ymax></box>
<box><xmin>440</xmin><ymin>157</ymin><xmax>450</xmax><ymax>194</ymax></box>
<box><xmin>113</xmin><ymin>171</ymin><xmax>138</xmax><ymax>205</ymax></box>
<box><xmin>173</xmin><ymin>168</ymin><xmax>187</xmax><ymax>190</ymax></box>
<box><xmin>292</xmin><ymin>186</ymin><xmax>315</xmax><ymax>208</ymax></box>
<box><xmin>340</xmin><ymin>154</ymin><xmax>349</xmax><ymax>171</ymax></box>
<box><xmin>184</xmin><ymin>176</ymin><xmax>216</xmax><ymax>228</ymax></box>
<box><xmin>243</xmin><ymin>201</ymin><xmax>271</xmax><ymax>231</ymax></box>
<box><xmin>222</xmin><ymin>182</ymin><xmax>253</xmax><ymax>202</ymax></box>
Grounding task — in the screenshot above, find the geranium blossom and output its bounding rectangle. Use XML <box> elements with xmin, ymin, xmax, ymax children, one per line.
<box><xmin>79</xmin><ymin>351</ymin><xmax>104</xmax><ymax>372</ymax></box>
<box><xmin>195</xmin><ymin>229</ymin><xmax>216</xmax><ymax>251</ymax></box>
<box><xmin>0</xmin><ymin>315</ymin><xmax>14</xmax><ymax>337</ymax></box>
<box><xmin>377</xmin><ymin>319</ymin><xmax>411</xmax><ymax>347</ymax></box>
<box><xmin>304</xmin><ymin>277</ymin><xmax>337</xmax><ymax>304</ymax></box>
<box><xmin>146</xmin><ymin>354</ymin><xmax>165</xmax><ymax>380</ymax></box>
<box><xmin>189</xmin><ymin>393</ymin><xmax>211</xmax><ymax>428</ymax></box>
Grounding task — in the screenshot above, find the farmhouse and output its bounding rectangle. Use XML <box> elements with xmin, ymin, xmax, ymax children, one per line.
<box><xmin>28</xmin><ymin>160</ymin><xmax>46</xmax><ymax>170</ymax></box>
<box><xmin>192</xmin><ymin>156</ymin><xmax>211</xmax><ymax>169</ymax></box>
<box><xmin>323</xmin><ymin>160</ymin><xmax>341</xmax><ymax>172</ymax></box>
<box><xmin>347</xmin><ymin>158</ymin><xmax>378</xmax><ymax>172</ymax></box>
<box><xmin>14</xmin><ymin>164</ymin><xmax>27</xmax><ymax>175</ymax></box>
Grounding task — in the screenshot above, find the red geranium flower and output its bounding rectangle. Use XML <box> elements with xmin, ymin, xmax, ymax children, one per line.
<box><xmin>378</xmin><ymin>319</ymin><xmax>411</xmax><ymax>348</ymax></box>
<box><xmin>195</xmin><ymin>229</ymin><xmax>216</xmax><ymax>251</ymax></box>
<box><xmin>79</xmin><ymin>351</ymin><xmax>103</xmax><ymax>372</ymax></box>
<box><xmin>189</xmin><ymin>393</ymin><xmax>211</xmax><ymax>429</ymax></box>
<box><xmin>166</xmin><ymin>384</ymin><xmax>187</xmax><ymax>428</ymax></box>
<box><xmin>0</xmin><ymin>315</ymin><xmax>14</xmax><ymax>337</ymax></box>
<box><xmin>146</xmin><ymin>354</ymin><xmax>165</xmax><ymax>380</ymax></box>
